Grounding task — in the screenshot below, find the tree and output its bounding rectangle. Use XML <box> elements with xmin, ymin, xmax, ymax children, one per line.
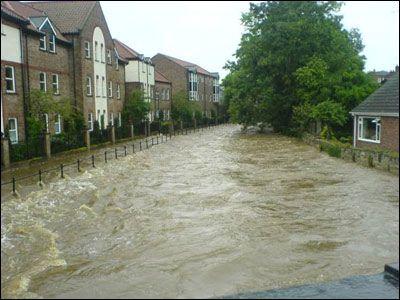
<box><xmin>122</xmin><ymin>90</ymin><xmax>150</xmax><ymax>125</ymax></box>
<box><xmin>171</xmin><ymin>91</ymin><xmax>201</xmax><ymax>124</ymax></box>
<box><xmin>223</xmin><ymin>1</ymin><xmax>377</xmax><ymax>135</ymax></box>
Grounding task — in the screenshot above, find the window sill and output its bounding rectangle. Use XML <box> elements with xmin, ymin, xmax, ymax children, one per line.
<box><xmin>49</xmin><ymin>51</ymin><xmax>57</xmax><ymax>54</ymax></box>
<box><xmin>85</xmin><ymin>56</ymin><xmax>92</xmax><ymax>60</ymax></box>
<box><xmin>39</xmin><ymin>48</ymin><xmax>47</xmax><ymax>52</ymax></box>
<box><xmin>86</xmin><ymin>94</ymin><xmax>93</xmax><ymax>97</ymax></box>
<box><xmin>5</xmin><ymin>91</ymin><xmax>16</xmax><ymax>94</ymax></box>
<box><xmin>358</xmin><ymin>138</ymin><xmax>381</xmax><ymax>144</ymax></box>
<box><xmin>53</xmin><ymin>93</ymin><xmax>60</xmax><ymax>96</ymax></box>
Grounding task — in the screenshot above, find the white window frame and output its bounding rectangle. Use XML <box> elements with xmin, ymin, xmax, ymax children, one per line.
<box><xmin>54</xmin><ymin>114</ymin><xmax>61</xmax><ymax>134</ymax></box>
<box><xmin>107</xmin><ymin>49</ymin><xmax>112</xmax><ymax>64</ymax></box>
<box><xmin>100</xmin><ymin>43</ymin><xmax>104</xmax><ymax>63</ymax></box>
<box><xmin>84</xmin><ymin>41</ymin><xmax>91</xmax><ymax>58</ymax></box>
<box><xmin>88</xmin><ymin>113</ymin><xmax>93</xmax><ymax>131</ymax></box>
<box><xmin>102</xmin><ymin>76</ymin><xmax>106</xmax><ymax>98</ymax></box>
<box><xmin>86</xmin><ymin>76</ymin><xmax>92</xmax><ymax>96</ymax></box>
<box><xmin>39</xmin><ymin>35</ymin><xmax>46</xmax><ymax>50</ymax></box>
<box><xmin>115</xmin><ymin>55</ymin><xmax>119</xmax><ymax>70</ymax></box>
<box><xmin>39</xmin><ymin>72</ymin><xmax>47</xmax><ymax>92</ymax></box>
<box><xmin>116</xmin><ymin>84</ymin><xmax>121</xmax><ymax>99</ymax></box>
<box><xmin>8</xmin><ymin>118</ymin><xmax>18</xmax><ymax>144</ymax></box>
<box><xmin>358</xmin><ymin>116</ymin><xmax>381</xmax><ymax>143</ymax></box>
<box><xmin>166</xmin><ymin>89</ymin><xmax>170</xmax><ymax>100</ymax></box>
<box><xmin>52</xmin><ymin>74</ymin><xmax>59</xmax><ymax>94</ymax></box>
<box><xmin>118</xmin><ymin>112</ymin><xmax>122</xmax><ymax>127</ymax></box>
<box><xmin>108</xmin><ymin>81</ymin><xmax>112</xmax><ymax>98</ymax></box>
<box><xmin>96</xmin><ymin>75</ymin><xmax>100</xmax><ymax>97</ymax></box>
<box><xmin>5</xmin><ymin>66</ymin><xmax>15</xmax><ymax>93</ymax></box>
<box><xmin>94</xmin><ymin>41</ymin><xmax>98</xmax><ymax>61</ymax></box>
<box><xmin>49</xmin><ymin>34</ymin><xmax>56</xmax><ymax>53</ymax></box>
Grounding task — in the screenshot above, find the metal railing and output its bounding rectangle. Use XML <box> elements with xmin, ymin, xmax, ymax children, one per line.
<box><xmin>1</xmin><ymin>122</ymin><xmax>226</xmax><ymax>196</ymax></box>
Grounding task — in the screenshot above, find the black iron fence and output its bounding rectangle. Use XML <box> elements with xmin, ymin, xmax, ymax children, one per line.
<box><xmin>51</xmin><ymin>131</ymin><xmax>86</xmax><ymax>154</ymax></box>
<box><xmin>9</xmin><ymin>135</ymin><xmax>44</xmax><ymax>163</ymax></box>
<box><xmin>90</xmin><ymin>127</ymin><xmax>109</xmax><ymax>146</ymax></box>
<box><xmin>115</xmin><ymin>125</ymin><xmax>131</xmax><ymax>140</ymax></box>
<box><xmin>1</xmin><ymin>122</ymin><xmax>228</xmax><ymax>195</ymax></box>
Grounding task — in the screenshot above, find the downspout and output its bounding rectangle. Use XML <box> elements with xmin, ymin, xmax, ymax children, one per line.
<box><xmin>353</xmin><ymin>114</ymin><xmax>357</xmax><ymax>148</ymax></box>
<box><xmin>72</xmin><ymin>37</ymin><xmax>77</xmax><ymax>108</ymax></box>
<box><xmin>21</xmin><ymin>29</ymin><xmax>29</xmax><ymax>144</ymax></box>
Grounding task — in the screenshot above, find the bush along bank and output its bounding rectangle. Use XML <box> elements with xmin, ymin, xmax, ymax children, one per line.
<box><xmin>302</xmin><ymin>133</ymin><xmax>399</xmax><ymax>175</ymax></box>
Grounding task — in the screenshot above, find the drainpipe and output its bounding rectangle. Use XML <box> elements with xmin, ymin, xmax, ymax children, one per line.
<box><xmin>72</xmin><ymin>37</ymin><xmax>77</xmax><ymax>108</ymax></box>
<box><xmin>21</xmin><ymin>29</ymin><xmax>30</xmax><ymax>145</ymax></box>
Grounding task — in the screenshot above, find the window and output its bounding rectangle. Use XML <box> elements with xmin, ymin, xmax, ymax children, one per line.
<box><xmin>52</xmin><ymin>74</ymin><xmax>59</xmax><ymax>94</ymax></box>
<box><xmin>188</xmin><ymin>72</ymin><xmax>198</xmax><ymax>100</ymax></box>
<box><xmin>88</xmin><ymin>113</ymin><xmax>93</xmax><ymax>131</ymax></box>
<box><xmin>39</xmin><ymin>72</ymin><xmax>47</xmax><ymax>92</ymax></box>
<box><xmin>84</xmin><ymin>41</ymin><xmax>91</xmax><ymax>58</ymax></box>
<box><xmin>44</xmin><ymin>113</ymin><xmax>49</xmax><ymax>132</ymax></box>
<box><xmin>107</xmin><ymin>49</ymin><xmax>112</xmax><ymax>64</ymax></box>
<box><xmin>118</xmin><ymin>112</ymin><xmax>122</xmax><ymax>127</ymax></box>
<box><xmin>166</xmin><ymin>89</ymin><xmax>170</xmax><ymax>100</ymax></box>
<box><xmin>116</xmin><ymin>84</ymin><xmax>121</xmax><ymax>99</ymax></box>
<box><xmin>54</xmin><ymin>114</ymin><xmax>61</xmax><ymax>134</ymax></box>
<box><xmin>39</xmin><ymin>35</ymin><xmax>46</xmax><ymax>50</ymax></box>
<box><xmin>8</xmin><ymin>118</ymin><xmax>18</xmax><ymax>144</ymax></box>
<box><xmin>108</xmin><ymin>81</ymin><xmax>112</xmax><ymax>98</ymax></box>
<box><xmin>358</xmin><ymin>117</ymin><xmax>381</xmax><ymax>143</ymax></box>
<box><xmin>115</xmin><ymin>55</ymin><xmax>119</xmax><ymax>70</ymax></box>
<box><xmin>102</xmin><ymin>76</ymin><xmax>105</xmax><ymax>97</ymax></box>
<box><xmin>100</xmin><ymin>43</ymin><xmax>104</xmax><ymax>62</ymax></box>
<box><xmin>167</xmin><ymin>110</ymin><xmax>170</xmax><ymax>120</ymax></box>
<box><xmin>49</xmin><ymin>34</ymin><xmax>55</xmax><ymax>52</ymax></box>
<box><xmin>97</xmin><ymin>109</ymin><xmax>100</xmax><ymax>121</ymax></box>
<box><xmin>109</xmin><ymin>112</ymin><xmax>114</xmax><ymax>126</ymax></box>
<box><xmin>5</xmin><ymin>66</ymin><xmax>15</xmax><ymax>93</ymax></box>
<box><xmin>163</xmin><ymin>110</ymin><xmax>166</xmax><ymax>121</ymax></box>
<box><xmin>94</xmin><ymin>41</ymin><xmax>98</xmax><ymax>61</ymax></box>
<box><xmin>86</xmin><ymin>76</ymin><xmax>92</xmax><ymax>96</ymax></box>
<box><xmin>96</xmin><ymin>75</ymin><xmax>100</xmax><ymax>97</ymax></box>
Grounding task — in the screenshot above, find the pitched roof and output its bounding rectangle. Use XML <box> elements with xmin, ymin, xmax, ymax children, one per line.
<box><xmin>155</xmin><ymin>71</ymin><xmax>171</xmax><ymax>84</ymax></box>
<box><xmin>5</xmin><ymin>1</ymin><xmax>70</xmax><ymax>43</ymax></box>
<box><xmin>1</xmin><ymin>1</ymin><xmax>30</xmax><ymax>23</ymax></box>
<box><xmin>113</xmin><ymin>39</ymin><xmax>140</xmax><ymax>60</ymax></box>
<box><xmin>25</xmin><ymin>1</ymin><xmax>96</xmax><ymax>34</ymax></box>
<box><xmin>155</xmin><ymin>53</ymin><xmax>212</xmax><ymax>76</ymax></box>
<box><xmin>351</xmin><ymin>72</ymin><xmax>399</xmax><ymax>116</ymax></box>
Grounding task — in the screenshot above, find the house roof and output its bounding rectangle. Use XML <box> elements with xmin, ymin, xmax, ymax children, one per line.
<box><xmin>155</xmin><ymin>53</ymin><xmax>212</xmax><ymax>76</ymax></box>
<box><xmin>1</xmin><ymin>1</ymin><xmax>30</xmax><ymax>24</ymax></box>
<box><xmin>6</xmin><ymin>1</ymin><xmax>70</xmax><ymax>43</ymax></box>
<box><xmin>113</xmin><ymin>39</ymin><xmax>140</xmax><ymax>60</ymax></box>
<box><xmin>155</xmin><ymin>71</ymin><xmax>171</xmax><ymax>84</ymax></box>
<box><xmin>368</xmin><ymin>70</ymin><xmax>390</xmax><ymax>77</ymax></box>
<box><xmin>351</xmin><ymin>72</ymin><xmax>399</xmax><ymax>116</ymax></box>
<box><xmin>25</xmin><ymin>1</ymin><xmax>96</xmax><ymax>34</ymax></box>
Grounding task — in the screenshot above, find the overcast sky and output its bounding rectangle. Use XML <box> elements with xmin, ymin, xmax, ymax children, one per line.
<box><xmin>101</xmin><ymin>1</ymin><xmax>399</xmax><ymax>80</ymax></box>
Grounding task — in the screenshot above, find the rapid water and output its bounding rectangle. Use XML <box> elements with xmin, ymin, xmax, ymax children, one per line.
<box><xmin>1</xmin><ymin>125</ymin><xmax>398</xmax><ymax>298</ymax></box>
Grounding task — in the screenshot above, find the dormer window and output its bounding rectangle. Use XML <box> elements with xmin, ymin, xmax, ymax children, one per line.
<box><xmin>39</xmin><ymin>35</ymin><xmax>46</xmax><ymax>50</ymax></box>
<box><xmin>49</xmin><ymin>34</ymin><xmax>56</xmax><ymax>53</ymax></box>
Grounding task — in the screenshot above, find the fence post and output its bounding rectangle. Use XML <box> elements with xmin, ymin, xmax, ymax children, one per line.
<box><xmin>60</xmin><ymin>164</ymin><xmax>64</xmax><ymax>178</ymax></box>
<box><xmin>84</xmin><ymin>128</ymin><xmax>91</xmax><ymax>151</ymax></box>
<box><xmin>77</xmin><ymin>159</ymin><xmax>81</xmax><ymax>172</ymax></box>
<box><xmin>130</xmin><ymin>124</ymin><xmax>134</xmax><ymax>140</ymax></box>
<box><xmin>140</xmin><ymin>141</ymin><xmax>142</xmax><ymax>151</ymax></box>
<box><xmin>157</xmin><ymin>136</ymin><xmax>159</xmax><ymax>144</ymax></box>
<box><xmin>105</xmin><ymin>151</ymin><xmax>108</xmax><ymax>163</ymax></box>
<box><xmin>132</xmin><ymin>144</ymin><xmax>135</xmax><ymax>153</ymax></box>
<box><xmin>110</xmin><ymin>125</ymin><xmax>116</xmax><ymax>144</ymax></box>
<box><xmin>180</xmin><ymin>120</ymin><xmax>183</xmax><ymax>130</ymax></box>
<box><xmin>152</xmin><ymin>138</ymin><xmax>154</xmax><ymax>146</ymax></box>
<box><xmin>1</xmin><ymin>137</ymin><xmax>10</xmax><ymax>168</ymax></box>
<box><xmin>124</xmin><ymin>145</ymin><xmax>127</xmax><ymax>156</ymax></box>
<box><xmin>44</xmin><ymin>131</ymin><xmax>51</xmax><ymax>158</ymax></box>
<box><xmin>12</xmin><ymin>177</ymin><xmax>16</xmax><ymax>195</ymax></box>
<box><xmin>193</xmin><ymin>118</ymin><xmax>197</xmax><ymax>131</ymax></box>
<box><xmin>115</xmin><ymin>148</ymin><xmax>118</xmax><ymax>159</ymax></box>
<box><xmin>38</xmin><ymin>169</ymin><xmax>42</xmax><ymax>183</ymax></box>
<box><xmin>92</xmin><ymin>155</ymin><xmax>95</xmax><ymax>167</ymax></box>
<box><xmin>146</xmin><ymin>139</ymin><xmax>149</xmax><ymax>149</ymax></box>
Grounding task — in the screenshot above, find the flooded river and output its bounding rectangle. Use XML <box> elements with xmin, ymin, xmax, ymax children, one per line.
<box><xmin>1</xmin><ymin>124</ymin><xmax>399</xmax><ymax>299</ymax></box>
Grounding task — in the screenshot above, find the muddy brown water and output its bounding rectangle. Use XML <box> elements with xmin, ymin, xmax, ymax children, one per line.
<box><xmin>1</xmin><ymin>124</ymin><xmax>398</xmax><ymax>299</ymax></box>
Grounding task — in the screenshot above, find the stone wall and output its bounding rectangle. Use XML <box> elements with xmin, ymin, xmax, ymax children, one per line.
<box><xmin>302</xmin><ymin>133</ymin><xmax>399</xmax><ymax>175</ymax></box>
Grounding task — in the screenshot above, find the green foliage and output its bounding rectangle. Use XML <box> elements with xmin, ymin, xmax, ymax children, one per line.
<box><xmin>122</xmin><ymin>90</ymin><xmax>150</xmax><ymax>125</ymax></box>
<box><xmin>171</xmin><ymin>91</ymin><xmax>201</xmax><ymax>123</ymax></box>
<box><xmin>320</xmin><ymin>140</ymin><xmax>342</xmax><ymax>158</ymax></box>
<box><xmin>160</xmin><ymin>121</ymin><xmax>172</xmax><ymax>134</ymax></box>
<box><xmin>223</xmin><ymin>1</ymin><xmax>378</xmax><ymax>135</ymax></box>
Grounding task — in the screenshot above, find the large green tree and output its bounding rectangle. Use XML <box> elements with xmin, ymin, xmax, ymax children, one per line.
<box><xmin>223</xmin><ymin>1</ymin><xmax>377</xmax><ymax>136</ymax></box>
<box><xmin>171</xmin><ymin>91</ymin><xmax>201</xmax><ymax>124</ymax></box>
<box><xmin>122</xmin><ymin>90</ymin><xmax>150</xmax><ymax>125</ymax></box>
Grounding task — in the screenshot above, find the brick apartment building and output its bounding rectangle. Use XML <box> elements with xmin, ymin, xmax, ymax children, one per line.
<box><xmin>1</xmin><ymin>1</ymin><xmax>127</xmax><ymax>146</ymax></box>
<box><xmin>151</xmin><ymin>53</ymin><xmax>220</xmax><ymax>118</ymax></box>
<box><xmin>1</xmin><ymin>1</ymin><xmax>73</xmax><ymax>143</ymax></box>
<box><xmin>113</xmin><ymin>39</ymin><xmax>155</xmax><ymax>122</ymax></box>
<box><xmin>154</xmin><ymin>71</ymin><xmax>172</xmax><ymax>121</ymax></box>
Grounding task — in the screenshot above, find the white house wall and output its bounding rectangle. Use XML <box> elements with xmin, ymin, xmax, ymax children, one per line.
<box><xmin>1</xmin><ymin>23</ymin><xmax>22</xmax><ymax>63</ymax></box>
<box><xmin>93</xmin><ymin>27</ymin><xmax>108</xmax><ymax>126</ymax></box>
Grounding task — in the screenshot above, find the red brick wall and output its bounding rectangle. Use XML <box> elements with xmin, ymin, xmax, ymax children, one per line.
<box><xmin>154</xmin><ymin>81</ymin><xmax>172</xmax><ymax>113</ymax></box>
